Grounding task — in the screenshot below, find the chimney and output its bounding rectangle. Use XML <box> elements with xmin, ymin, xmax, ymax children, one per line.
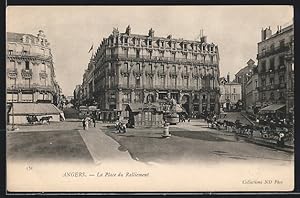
<box><xmin>200</xmin><ymin>36</ymin><xmax>207</xmax><ymax>43</ymax></box>
<box><xmin>261</xmin><ymin>27</ymin><xmax>272</xmax><ymax>41</ymax></box>
<box><xmin>148</xmin><ymin>28</ymin><xmax>154</xmax><ymax>37</ymax></box>
<box><xmin>125</xmin><ymin>25</ymin><xmax>131</xmax><ymax>35</ymax></box>
<box><xmin>261</xmin><ymin>28</ymin><xmax>265</xmax><ymax>41</ymax></box>
<box><xmin>227</xmin><ymin>73</ymin><xmax>230</xmax><ymax>83</ymax></box>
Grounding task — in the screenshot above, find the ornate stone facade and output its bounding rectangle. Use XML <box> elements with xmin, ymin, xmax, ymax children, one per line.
<box><xmin>6</xmin><ymin>30</ymin><xmax>61</xmax><ymax>104</ymax></box>
<box><xmin>92</xmin><ymin>26</ymin><xmax>221</xmax><ymax>117</ymax></box>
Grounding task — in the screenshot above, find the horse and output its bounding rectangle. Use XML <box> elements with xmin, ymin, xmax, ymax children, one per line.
<box><xmin>26</xmin><ymin>115</ymin><xmax>39</xmax><ymax>124</ymax></box>
<box><xmin>115</xmin><ymin>121</ymin><xmax>127</xmax><ymax>133</ymax></box>
<box><xmin>40</xmin><ymin>116</ymin><xmax>53</xmax><ymax>124</ymax></box>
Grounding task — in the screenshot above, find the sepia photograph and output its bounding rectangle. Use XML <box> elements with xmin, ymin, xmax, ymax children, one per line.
<box><xmin>6</xmin><ymin>5</ymin><xmax>294</xmax><ymax>192</ymax></box>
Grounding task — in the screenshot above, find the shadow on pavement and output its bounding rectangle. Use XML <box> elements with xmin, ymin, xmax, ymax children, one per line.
<box><xmin>170</xmin><ymin>130</ymin><xmax>233</xmax><ymax>142</ymax></box>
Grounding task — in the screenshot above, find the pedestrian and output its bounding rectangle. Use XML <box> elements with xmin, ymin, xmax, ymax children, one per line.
<box><xmin>85</xmin><ymin>117</ymin><xmax>89</xmax><ymax>130</ymax></box>
<box><xmin>92</xmin><ymin>116</ymin><xmax>96</xmax><ymax>127</ymax></box>
<box><xmin>82</xmin><ymin>118</ymin><xmax>86</xmax><ymax>130</ymax></box>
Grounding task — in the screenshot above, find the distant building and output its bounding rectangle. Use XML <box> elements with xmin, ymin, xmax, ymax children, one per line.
<box><xmin>73</xmin><ymin>84</ymin><xmax>82</xmax><ymax>107</ymax></box>
<box><xmin>86</xmin><ymin>26</ymin><xmax>221</xmax><ymax>120</ymax></box>
<box><xmin>244</xmin><ymin>66</ymin><xmax>259</xmax><ymax>113</ymax></box>
<box><xmin>81</xmin><ymin>57</ymin><xmax>95</xmax><ymax>106</ymax></box>
<box><xmin>256</xmin><ymin>23</ymin><xmax>294</xmax><ymax>117</ymax></box>
<box><xmin>235</xmin><ymin>59</ymin><xmax>257</xmax><ymax>109</ymax></box>
<box><xmin>219</xmin><ymin>74</ymin><xmax>242</xmax><ymax>111</ymax></box>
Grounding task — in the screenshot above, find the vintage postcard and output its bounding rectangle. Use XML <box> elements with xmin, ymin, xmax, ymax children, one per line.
<box><xmin>6</xmin><ymin>5</ymin><xmax>294</xmax><ymax>192</ymax></box>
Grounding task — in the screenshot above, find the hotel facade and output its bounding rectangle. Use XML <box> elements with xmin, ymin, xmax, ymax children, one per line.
<box><xmin>86</xmin><ymin>26</ymin><xmax>221</xmax><ymax>118</ymax></box>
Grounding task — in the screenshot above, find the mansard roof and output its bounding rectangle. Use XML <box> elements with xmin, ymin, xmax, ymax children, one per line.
<box><xmin>7</xmin><ymin>32</ymin><xmax>37</xmax><ymax>43</ymax></box>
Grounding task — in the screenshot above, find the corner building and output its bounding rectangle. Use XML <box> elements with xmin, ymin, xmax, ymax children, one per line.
<box><xmin>257</xmin><ymin>24</ymin><xmax>294</xmax><ymax>116</ymax></box>
<box><xmin>6</xmin><ymin>30</ymin><xmax>61</xmax><ymax>104</ymax></box>
<box><xmin>93</xmin><ymin>26</ymin><xmax>220</xmax><ymax>118</ymax></box>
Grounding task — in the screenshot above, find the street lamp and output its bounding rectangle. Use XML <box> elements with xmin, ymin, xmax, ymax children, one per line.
<box><xmin>11</xmin><ymin>85</ymin><xmax>15</xmax><ymax>131</ymax></box>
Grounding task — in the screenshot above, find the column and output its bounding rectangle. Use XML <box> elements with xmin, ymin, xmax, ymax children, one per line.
<box><xmin>189</xmin><ymin>92</ymin><xmax>193</xmax><ymax>116</ymax></box>
<box><xmin>142</xmin><ymin>63</ymin><xmax>146</xmax><ymax>89</ymax></box>
<box><xmin>199</xmin><ymin>93</ymin><xmax>203</xmax><ymax>114</ymax></box>
<box><xmin>117</xmin><ymin>63</ymin><xmax>122</xmax><ymax>87</ymax></box>
<box><xmin>131</xmin><ymin>89</ymin><xmax>135</xmax><ymax>103</ymax></box>
<box><xmin>207</xmin><ymin>94</ymin><xmax>211</xmax><ymax>112</ymax></box>
<box><xmin>166</xmin><ymin>65</ymin><xmax>170</xmax><ymax>89</ymax></box>
<box><xmin>179</xmin><ymin>91</ymin><xmax>183</xmax><ymax>104</ymax></box>
<box><xmin>117</xmin><ymin>89</ymin><xmax>123</xmax><ymax>111</ymax></box>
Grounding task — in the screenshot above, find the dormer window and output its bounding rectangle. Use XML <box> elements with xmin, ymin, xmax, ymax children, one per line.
<box><xmin>8</xmin><ymin>50</ymin><xmax>13</xmax><ymax>55</ymax></box>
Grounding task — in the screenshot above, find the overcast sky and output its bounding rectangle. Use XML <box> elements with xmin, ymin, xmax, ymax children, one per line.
<box><xmin>6</xmin><ymin>6</ymin><xmax>293</xmax><ymax>96</ymax></box>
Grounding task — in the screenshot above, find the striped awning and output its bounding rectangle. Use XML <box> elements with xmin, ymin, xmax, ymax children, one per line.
<box><xmin>8</xmin><ymin>103</ymin><xmax>62</xmax><ymax>116</ymax></box>
<box><xmin>259</xmin><ymin>104</ymin><xmax>286</xmax><ymax>114</ymax></box>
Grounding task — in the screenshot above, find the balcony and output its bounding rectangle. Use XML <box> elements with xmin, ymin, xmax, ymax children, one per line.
<box><xmin>257</xmin><ymin>43</ymin><xmax>291</xmax><ymax>59</ymax></box>
<box><xmin>202</xmin><ymin>99</ymin><xmax>208</xmax><ymax>103</ymax></box>
<box><xmin>39</xmin><ymin>70</ymin><xmax>48</xmax><ymax>79</ymax></box>
<box><xmin>21</xmin><ymin>69</ymin><xmax>33</xmax><ymax>79</ymax></box>
<box><xmin>105</xmin><ymin>54</ymin><xmax>212</xmax><ymax>66</ymax></box>
<box><xmin>122</xmin><ymin>98</ymin><xmax>131</xmax><ymax>103</ymax></box>
<box><xmin>132</xmin><ymin>70</ymin><xmax>143</xmax><ymax>78</ymax></box>
<box><xmin>7</xmin><ymin>68</ymin><xmax>18</xmax><ymax>79</ymax></box>
<box><xmin>120</xmin><ymin>69</ymin><xmax>130</xmax><ymax>77</ymax></box>
<box><xmin>279</xmin><ymin>65</ymin><xmax>286</xmax><ymax>71</ymax></box>
<box><xmin>108</xmin><ymin>69</ymin><xmax>117</xmax><ymax>76</ymax></box>
<box><xmin>7</xmin><ymin>83</ymin><xmax>55</xmax><ymax>93</ymax></box>
<box><xmin>169</xmin><ymin>71</ymin><xmax>178</xmax><ymax>78</ymax></box>
<box><xmin>181</xmin><ymin>72</ymin><xmax>189</xmax><ymax>79</ymax></box>
<box><xmin>279</xmin><ymin>83</ymin><xmax>286</xmax><ymax>88</ymax></box>
<box><xmin>108</xmin><ymin>98</ymin><xmax>116</xmax><ymax>103</ymax></box>
<box><xmin>157</xmin><ymin>70</ymin><xmax>166</xmax><ymax>77</ymax></box>
<box><xmin>192</xmin><ymin>73</ymin><xmax>200</xmax><ymax>78</ymax></box>
<box><xmin>145</xmin><ymin>70</ymin><xmax>155</xmax><ymax>77</ymax></box>
<box><xmin>7</xmin><ymin>51</ymin><xmax>52</xmax><ymax>61</ymax></box>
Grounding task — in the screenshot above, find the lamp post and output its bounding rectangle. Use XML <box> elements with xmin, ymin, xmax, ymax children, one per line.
<box><xmin>11</xmin><ymin>86</ymin><xmax>15</xmax><ymax>131</ymax></box>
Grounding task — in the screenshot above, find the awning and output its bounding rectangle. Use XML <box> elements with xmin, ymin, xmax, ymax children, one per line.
<box><xmin>125</xmin><ymin>103</ymin><xmax>162</xmax><ymax>113</ymax></box>
<box><xmin>259</xmin><ymin>104</ymin><xmax>286</xmax><ymax>114</ymax></box>
<box><xmin>88</xmin><ymin>106</ymin><xmax>97</xmax><ymax>111</ymax></box>
<box><xmin>8</xmin><ymin>103</ymin><xmax>63</xmax><ymax>116</ymax></box>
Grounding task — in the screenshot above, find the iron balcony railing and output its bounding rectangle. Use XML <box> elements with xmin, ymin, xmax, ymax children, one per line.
<box><xmin>21</xmin><ymin>69</ymin><xmax>33</xmax><ymax>79</ymax></box>
<box><xmin>7</xmin><ymin>51</ymin><xmax>52</xmax><ymax>61</ymax></box>
<box><xmin>257</xmin><ymin>43</ymin><xmax>291</xmax><ymax>59</ymax></box>
<box><xmin>7</xmin><ymin>83</ymin><xmax>55</xmax><ymax>92</ymax></box>
<box><xmin>7</xmin><ymin>68</ymin><xmax>18</xmax><ymax>78</ymax></box>
<box><xmin>103</xmin><ymin>54</ymin><xmax>218</xmax><ymax>66</ymax></box>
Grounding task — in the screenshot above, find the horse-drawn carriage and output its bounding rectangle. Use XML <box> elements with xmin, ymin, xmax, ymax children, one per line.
<box><xmin>26</xmin><ymin>114</ymin><xmax>53</xmax><ymax>125</ymax></box>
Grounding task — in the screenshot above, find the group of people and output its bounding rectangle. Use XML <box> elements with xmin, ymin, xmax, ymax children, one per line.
<box><xmin>179</xmin><ymin>113</ymin><xmax>190</xmax><ymax>122</ymax></box>
<box><xmin>114</xmin><ymin>119</ymin><xmax>127</xmax><ymax>133</ymax></box>
<box><xmin>82</xmin><ymin>116</ymin><xmax>96</xmax><ymax>130</ymax></box>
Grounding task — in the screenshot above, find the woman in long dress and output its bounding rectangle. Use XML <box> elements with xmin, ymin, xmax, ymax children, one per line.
<box><xmin>85</xmin><ymin>117</ymin><xmax>89</xmax><ymax>130</ymax></box>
